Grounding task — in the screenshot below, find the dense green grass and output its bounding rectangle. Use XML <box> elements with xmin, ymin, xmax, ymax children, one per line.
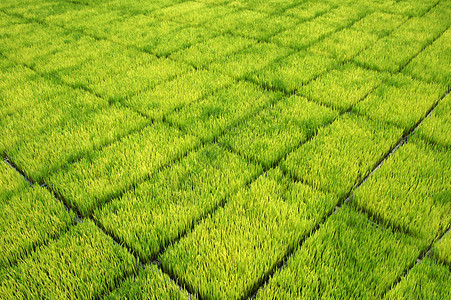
<box><xmin>353</xmin><ymin>135</ymin><xmax>451</xmax><ymax>243</ymax></box>
<box><xmin>160</xmin><ymin>168</ymin><xmax>338</xmax><ymax>299</ymax></box>
<box><xmin>282</xmin><ymin>114</ymin><xmax>403</xmax><ymax>198</ymax></box>
<box><xmin>384</xmin><ymin>257</ymin><xmax>451</xmax><ymax>299</ymax></box>
<box><xmin>0</xmin><ymin>0</ymin><xmax>449</xmax><ymax>298</ymax></box>
<box><xmin>96</xmin><ymin>144</ymin><xmax>261</xmax><ymax>260</ymax></box>
<box><xmin>106</xmin><ymin>264</ymin><xmax>194</xmax><ymax>300</ymax></box>
<box><xmin>257</xmin><ymin>206</ymin><xmax>423</xmax><ymax>299</ymax></box>
<box><xmin>0</xmin><ymin>220</ymin><xmax>136</xmax><ymax>298</ymax></box>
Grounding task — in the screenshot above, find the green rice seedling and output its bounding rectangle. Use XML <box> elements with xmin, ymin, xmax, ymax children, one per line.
<box><xmin>47</xmin><ymin>122</ymin><xmax>199</xmax><ymax>217</ymax></box>
<box><xmin>32</xmin><ymin>35</ymin><xmax>102</xmax><ymax>74</ymax></box>
<box><xmin>106</xmin><ymin>264</ymin><xmax>194</xmax><ymax>300</ymax></box>
<box><xmin>434</xmin><ymin>233</ymin><xmax>451</xmax><ymax>265</ymax></box>
<box><xmin>160</xmin><ymin>168</ymin><xmax>338</xmax><ymax>299</ymax></box>
<box><xmin>248</xmin><ymin>50</ymin><xmax>337</xmax><ymax>92</ymax></box>
<box><xmin>0</xmin><ymin>80</ymin><xmax>107</xmax><ymax>155</ymax></box>
<box><xmin>125</xmin><ymin>69</ymin><xmax>232</xmax><ymax>120</ymax></box>
<box><xmin>0</xmin><ymin>11</ymin><xmax>25</xmax><ymax>26</ymax></box>
<box><xmin>353</xmin><ymin>73</ymin><xmax>446</xmax><ymax>132</ymax></box>
<box><xmin>209</xmin><ymin>42</ymin><xmax>292</xmax><ymax>79</ymax></box>
<box><xmin>353</xmin><ymin>135</ymin><xmax>451</xmax><ymax>244</ymax></box>
<box><xmin>2</xmin><ymin>0</ymin><xmax>80</xmax><ymax>22</ymax></box>
<box><xmin>100</xmin><ymin>14</ymin><xmax>182</xmax><ymax>48</ymax></box>
<box><xmin>229</xmin><ymin>0</ymin><xmax>298</xmax><ymax>15</ymax></box>
<box><xmin>205</xmin><ymin>9</ymin><xmax>298</xmax><ymax>41</ymax></box>
<box><xmin>96</xmin><ymin>144</ymin><xmax>261</xmax><ymax>260</ymax></box>
<box><xmin>57</xmin><ymin>39</ymin><xmax>158</xmax><ymax>89</ymax></box>
<box><xmin>354</xmin><ymin>4</ymin><xmax>449</xmax><ymax>72</ymax></box>
<box><xmin>8</xmin><ymin>106</ymin><xmax>148</xmax><ymax>182</ymax></box>
<box><xmin>309</xmin><ymin>28</ymin><xmax>378</xmax><ymax>61</ymax></box>
<box><xmin>89</xmin><ymin>57</ymin><xmax>190</xmax><ymax>101</ymax></box>
<box><xmin>273</xmin><ymin>4</ymin><xmax>367</xmax><ymax>48</ymax></box>
<box><xmin>0</xmin><ymin>23</ymin><xmax>76</xmax><ymax>66</ymax></box>
<box><xmin>153</xmin><ymin>1</ymin><xmax>206</xmax><ymax>20</ymax></box>
<box><xmin>271</xmin><ymin>16</ymin><xmax>336</xmax><ymax>49</ymax></box>
<box><xmin>380</xmin><ymin>0</ymin><xmax>440</xmax><ymax>17</ymax></box>
<box><xmin>104</xmin><ymin>0</ymin><xmax>184</xmax><ymax>15</ymax></box>
<box><xmin>284</xmin><ymin>1</ymin><xmax>334</xmax><ymax>21</ymax></box>
<box><xmin>219</xmin><ymin>95</ymin><xmax>338</xmax><ymax>168</ymax></box>
<box><xmin>166</xmin><ymin>81</ymin><xmax>281</xmax><ymax>142</ymax></box>
<box><xmin>170</xmin><ymin>34</ymin><xmax>256</xmax><ymax>68</ymax></box>
<box><xmin>0</xmin><ymin>220</ymin><xmax>137</xmax><ymax>299</ymax></box>
<box><xmin>0</xmin><ymin>62</ymin><xmax>35</xmax><ymax>96</ymax></box>
<box><xmin>257</xmin><ymin>206</ymin><xmax>424</xmax><ymax>299</ymax></box>
<box><xmin>384</xmin><ymin>257</ymin><xmax>451</xmax><ymax>299</ymax></box>
<box><xmin>351</xmin><ymin>11</ymin><xmax>408</xmax><ymax>37</ymax></box>
<box><xmin>158</xmin><ymin>2</ymin><xmax>234</xmax><ymax>26</ymax></box>
<box><xmin>0</xmin><ymin>186</ymin><xmax>75</xmax><ymax>270</ymax></box>
<box><xmin>282</xmin><ymin>114</ymin><xmax>403</xmax><ymax>198</ymax></box>
<box><xmin>144</xmin><ymin>25</ymin><xmax>217</xmax><ymax>57</ymax></box>
<box><xmin>0</xmin><ymin>160</ymin><xmax>29</xmax><ymax>200</ymax></box>
<box><xmin>298</xmin><ymin>63</ymin><xmax>385</xmax><ymax>111</ymax></box>
<box><xmin>403</xmin><ymin>29</ymin><xmax>450</xmax><ymax>89</ymax></box>
<box><xmin>47</xmin><ymin>5</ymin><xmax>133</xmax><ymax>39</ymax></box>
<box><xmin>407</xmin><ymin>95</ymin><xmax>451</xmax><ymax>148</ymax></box>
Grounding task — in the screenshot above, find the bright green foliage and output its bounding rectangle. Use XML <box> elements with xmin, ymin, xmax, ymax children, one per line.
<box><xmin>354</xmin><ymin>4</ymin><xmax>449</xmax><ymax>72</ymax></box>
<box><xmin>154</xmin><ymin>0</ymin><xmax>233</xmax><ymax>26</ymax></box>
<box><xmin>404</xmin><ymin>29</ymin><xmax>451</xmax><ymax>88</ymax></box>
<box><xmin>0</xmin><ymin>220</ymin><xmax>137</xmax><ymax>299</ymax></box>
<box><xmin>282</xmin><ymin>114</ymin><xmax>403</xmax><ymax>198</ymax></box>
<box><xmin>284</xmin><ymin>1</ymin><xmax>334</xmax><ymax>21</ymax></box>
<box><xmin>103</xmin><ymin>0</ymin><xmax>184</xmax><ymax>15</ymax></box>
<box><xmin>0</xmin><ymin>23</ymin><xmax>76</xmax><ymax>66</ymax></box>
<box><xmin>412</xmin><ymin>95</ymin><xmax>451</xmax><ymax>148</ymax></box>
<box><xmin>107</xmin><ymin>264</ymin><xmax>193</xmax><ymax>300</ymax></box>
<box><xmin>2</xmin><ymin>0</ymin><xmax>79</xmax><ymax>22</ymax></box>
<box><xmin>0</xmin><ymin>160</ymin><xmax>28</xmax><ymax>199</ymax></box>
<box><xmin>33</xmin><ymin>35</ymin><xmax>99</xmax><ymax>74</ymax></box>
<box><xmin>90</xmin><ymin>57</ymin><xmax>189</xmax><ymax>101</ymax></box>
<box><xmin>249</xmin><ymin>51</ymin><xmax>337</xmax><ymax>92</ymax></box>
<box><xmin>170</xmin><ymin>34</ymin><xmax>256</xmax><ymax>68</ymax></box>
<box><xmin>272</xmin><ymin>5</ymin><xmax>368</xmax><ymax>49</ymax></box>
<box><xmin>206</xmin><ymin>9</ymin><xmax>298</xmax><ymax>40</ymax></box>
<box><xmin>351</xmin><ymin>11</ymin><xmax>408</xmax><ymax>37</ymax></box>
<box><xmin>96</xmin><ymin>144</ymin><xmax>261</xmax><ymax>260</ymax></box>
<box><xmin>0</xmin><ymin>11</ymin><xmax>24</xmax><ymax>26</ymax></box>
<box><xmin>160</xmin><ymin>168</ymin><xmax>338</xmax><ymax>300</ymax></box>
<box><xmin>309</xmin><ymin>28</ymin><xmax>378</xmax><ymax>61</ymax></box>
<box><xmin>228</xmin><ymin>0</ymin><xmax>297</xmax><ymax>14</ymax></box>
<box><xmin>7</xmin><ymin>106</ymin><xmax>148</xmax><ymax>182</ymax></box>
<box><xmin>209</xmin><ymin>42</ymin><xmax>292</xmax><ymax>79</ymax></box>
<box><xmin>95</xmin><ymin>14</ymin><xmax>181</xmax><ymax>48</ymax></box>
<box><xmin>47</xmin><ymin>123</ymin><xmax>199</xmax><ymax>217</ymax></box>
<box><xmin>353</xmin><ymin>135</ymin><xmax>451</xmax><ymax>244</ymax></box>
<box><xmin>219</xmin><ymin>95</ymin><xmax>338</xmax><ymax>168</ymax></box>
<box><xmin>384</xmin><ymin>257</ymin><xmax>451</xmax><ymax>300</ymax></box>
<box><xmin>434</xmin><ymin>233</ymin><xmax>451</xmax><ymax>265</ymax></box>
<box><xmin>299</xmin><ymin>64</ymin><xmax>385</xmax><ymax>111</ymax></box>
<box><xmin>0</xmin><ymin>186</ymin><xmax>75</xmax><ymax>270</ymax></box>
<box><xmin>0</xmin><ymin>65</ymin><xmax>44</xmax><ymax>118</ymax></box>
<box><xmin>353</xmin><ymin>74</ymin><xmax>446</xmax><ymax>131</ymax></box>
<box><xmin>0</xmin><ymin>77</ymin><xmax>107</xmax><ymax>155</ymax></box>
<box><xmin>258</xmin><ymin>206</ymin><xmax>423</xmax><ymax>299</ymax></box>
<box><xmin>47</xmin><ymin>5</ymin><xmax>134</xmax><ymax>39</ymax></box>
<box><xmin>166</xmin><ymin>81</ymin><xmax>281</xmax><ymax>142</ymax></box>
<box><xmin>380</xmin><ymin>0</ymin><xmax>440</xmax><ymax>17</ymax></box>
<box><xmin>125</xmin><ymin>69</ymin><xmax>232</xmax><ymax>120</ymax></box>
<box><xmin>57</xmin><ymin>40</ymin><xmax>186</xmax><ymax>99</ymax></box>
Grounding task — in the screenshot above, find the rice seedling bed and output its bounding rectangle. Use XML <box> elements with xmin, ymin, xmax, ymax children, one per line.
<box><xmin>0</xmin><ymin>0</ymin><xmax>449</xmax><ymax>298</ymax></box>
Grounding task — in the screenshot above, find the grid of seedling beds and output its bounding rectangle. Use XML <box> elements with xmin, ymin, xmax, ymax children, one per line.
<box><xmin>0</xmin><ymin>0</ymin><xmax>450</xmax><ymax>298</ymax></box>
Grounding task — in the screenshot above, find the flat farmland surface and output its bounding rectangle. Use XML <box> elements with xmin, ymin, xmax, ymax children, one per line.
<box><xmin>0</xmin><ymin>0</ymin><xmax>450</xmax><ymax>299</ymax></box>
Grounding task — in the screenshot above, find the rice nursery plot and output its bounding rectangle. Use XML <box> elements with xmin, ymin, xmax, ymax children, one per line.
<box><xmin>0</xmin><ymin>0</ymin><xmax>449</xmax><ymax>299</ymax></box>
